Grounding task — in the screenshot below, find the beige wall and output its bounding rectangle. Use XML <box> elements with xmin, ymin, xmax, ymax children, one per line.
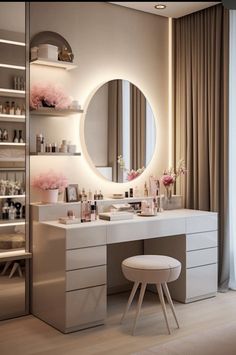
<box><xmin>30</xmin><ymin>2</ymin><xmax>169</xmax><ymax>200</ymax></box>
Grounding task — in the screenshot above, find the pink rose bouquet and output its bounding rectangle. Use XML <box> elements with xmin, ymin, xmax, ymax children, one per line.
<box><xmin>161</xmin><ymin>159</ymin><xmax>187</xmax><ymax>190</ymax></box>
<box><xmin>30</xmin><ymin>83</ymin><xmax>72</xmax><ymax>110</ymax></box>
<box><xmin>127</xmin><ymin>167</ymin><xmax>145</xmax><ymax>181</ymax></box>
<box><xmin>32</xmin><ymin>171</ymin><xmax>68</xmax><ymax>193</ymax></box>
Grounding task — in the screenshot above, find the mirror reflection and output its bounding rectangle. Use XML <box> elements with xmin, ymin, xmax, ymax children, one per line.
<box><xmin>84</xmin><ymin>80</ymin><xmax>156</xmax><ymax>183</ymax></box>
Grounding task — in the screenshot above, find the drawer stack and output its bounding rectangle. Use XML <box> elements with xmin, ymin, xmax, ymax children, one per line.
<box><xmin>65</xmin><ymin>226</ymin><xmax>107</xmax><ymax>332</ymax></box>
<box><xmin>144</xmin><ymin>214</ymin><xmax>218</xmax><ymax>303</ymax></box>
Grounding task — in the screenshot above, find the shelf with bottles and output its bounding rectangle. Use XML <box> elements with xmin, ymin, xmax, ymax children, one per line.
<box><xmin>0</xmin><ymin>195</ymin><xmax>25</xmax><ymax>199</ymax></box>
<box><xmin>0</xmin><ymin>250</ymin><xmax>31</xmax><ymax>262</ymax></box>
<box><xmin>0</xmin><ymin>114</ymin><xmax>25</xmax><ymax>123</ymax></box>
<box><xmin>0</xmin><ymin>100</ymin><xmax>26</xmax><ymax>116</ymax></box>
<box><xmin>0</xmin><ymin>219</ymin><xmax>25</xmax><ymax>227</ymax></box>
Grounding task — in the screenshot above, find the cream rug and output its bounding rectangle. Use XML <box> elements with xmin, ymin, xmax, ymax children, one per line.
<box><xmin>132</xmin><ymin>320</ymin><xmax>236</xmax><ymax>355</ymax></box>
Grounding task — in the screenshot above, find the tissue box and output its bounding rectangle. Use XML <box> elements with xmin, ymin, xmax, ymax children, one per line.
<box><xmin>38</xmin><ymin>44</ymin><xmax>58</xmax><ymax>61</ymax></box>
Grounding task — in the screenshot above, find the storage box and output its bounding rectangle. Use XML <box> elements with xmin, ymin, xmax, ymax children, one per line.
<box><xmin>38</xmin><ymin>44</ymin><xmax>58</xmax><ymax>61</ymax></box>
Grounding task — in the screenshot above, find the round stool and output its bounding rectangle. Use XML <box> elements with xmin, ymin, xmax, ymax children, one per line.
<box><xmin>121</xmin><ymin>255</ymin><xmax>181</xmax><ymax>335</ymax></box>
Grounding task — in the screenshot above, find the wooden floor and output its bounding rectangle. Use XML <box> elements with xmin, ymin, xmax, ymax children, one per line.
<box><xmin>0</xmin><ymin>291</ymin><xmax>236</xmax><ymax>355</ymax></box>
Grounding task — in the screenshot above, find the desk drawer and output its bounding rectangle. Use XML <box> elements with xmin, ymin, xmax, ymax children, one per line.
<box><xmin>186</xmin><ymin>247</ymin><xmax>217</xmax><ymax>268</ymax></box>
<box><xmin>66</xmin><ymin>265</ymin><xmax>106</xmax><ymax>291</ymax></box>
<box><xmin>186</xmin><ymin>263</ymin><xmax>217</xmax><ymax>299</ymax></box>
<box><xmin>66</xmin><ymin>226</ymin><xmax>106</xmax><ymax>249</ymax></box>
<box><xmin>66</xmin><ymin>246</ymin><xmax>106</xmax><ymax>271</ymax></box>
<box><xmin>66</xmin><ymin>285</ymin><xmax>106</xmax><ymax>329</ymax></box>
<box><xmin>186</xmin><ymin>231</ymin><xmax>218</xmax><ymax>251</ymax></box>
<box><xmin>186</xmin><ymin>214</ymin><xmax>217</xmax><ymax>234</ymax></box>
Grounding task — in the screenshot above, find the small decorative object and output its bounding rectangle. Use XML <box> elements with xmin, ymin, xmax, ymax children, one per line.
<box><xmin>161</xmin><ymin>159</ymin><xmax>187</xmax><ymax>200</ymax></box>
<box><xmin>32</xmin><ymin>170</ymin><xmax>68</xmax><ymax>203</ymax></box>
<box><xmin>65</xmin><ymin>184</ymin><xmax>79</xmax><ymax>202</ymax></box>
<box><xmin>67</xmin><ymin>210</ymin><xmax>75</xmax><ymax>219</ymax></box>
<box><xmin>38</xmin><ymin>44</ymin><xmax>58</xmax><ymax>61</ymax></box>
<box><xmin>14</xmin><ymin>202</ymin><xmax>22</xmax><ymax>219</ymax></box>
<box><xmin>117</xmin><ymin>155</ymin><xmax>145</xmax><ymax>181</ymax></box>
<box><xmin>58</xmin><ymin>45</ymin><xmax>74</xmax><ymax>62</ymax></box>
<box><xmin>30</xmin><ymin>83</ymin><xmax>72</xmax><ymax>110</ymax></box>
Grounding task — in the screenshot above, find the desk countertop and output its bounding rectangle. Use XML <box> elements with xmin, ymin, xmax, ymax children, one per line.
<box><xmin>41</xmin><ymin>209</ymin><xmax>218</xmax><ymax>230</ymax></box>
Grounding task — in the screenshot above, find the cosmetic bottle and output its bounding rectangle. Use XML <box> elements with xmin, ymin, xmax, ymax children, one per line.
<box><xmin>0</xmin><ymin>128</ymin><xmax>3</xmax><ymax>141</ymax></box>
<box><xmin>134</xmin><ymin>186</ymin><xmax>140</xmax><ymax>198</ymax></box>
<box><xmin>144</xmin><ymin>182</ymin><xmax>148</xmax><ymax>197</ymax></box>
<box><xmin>13</xmin><ymin>130</ymin><xmax>18</xmax><ymax>143</ymax></box>
<box><xmin>36</xmin><ymin>133</ymin><xmax>42</xmax><ymax>153</ymax></box>
<box><xmin>85</xmin><ymin>201</ymin><xmax>91</xmax><ymax>222</ymax></box>
<box><xmin>61</xmin><ymin>140</ymin><xmax>68</xmax><ymax>153</ymax></box>
<box><xmin>91</xmin><ymin>203</ymin><xmax>96</xmax><ymax>221</ymax></box>
<box><xmin>40</xmin><ymin>136</ymin><xmax>45</xmax><ymax>153</ymax></box>
<box><xmin>0</xmin><ymin>103</ymin><xmax>2</xmax><ymax>113</ymax></box>
<box><xmin>52</xmin><ymin>143</ymin><xmax>56</xmax><ymax>153</ymax></box>
<box><xmin>81</xmin><ymin>188</ymin><xmax>87</xmax><ymax>201</ymax></box>
<box><xmin>98</xmin><ymin>190</ymin><xmax>103</xmax><ymax>200</ymax></box>
<box><xmin>129</xmin><ymin>188</ymin><xmax>133</xmax><ymax>198</ymax></box>
<box><xmin>19</xmin><ymin>130</ymin><xmax>24</xmax><ymax>143</ymax></box>
<box><xmin>88</xmin><ymin>189</ymin><xmax>92</xmax><ymax>201</ymax></box>
<box><xmin>9</xmin><ymin>205</ymin><xmax>15</xmax><ymax>220</ymax></box>
<box><xmin>10</xmin><ymin>102</ymin><xmax>15</xmax><ymax>115</ymax></box>
<box><xmin>94</xmin><ymin>201</ymin><xmax>98</xmax><ymax>220</ymax></box>
<box><xmin>2</xmin><ymin>129</ymin><xmax>8</xmax><ymax>141</ymax></box>
<box><xmin>94</xmin><ymin>190</ymin><xmax>98</xmax><ymax>200</ymax></box>
<box><xmin>153</xmin><ymin>198</ymin><xmax>157</xmax><ymax>216</ymax></box>
<box><xmin>5</xmin><ymin>101</ymin><xmax>10</xmax><ymax>114</ymax></box>
<box><xmin>125</xmin><ymin>191</ymin><xmax>129</xmax><ymax>198</ymax></box>
<box><xmin>81</xmin><ymin>201</ymin><xmax>86</xmax><ymax>223</ymax></box>
<box><xmin>15</xmin><ymin>105</ymin><xmax>21</xmax><ymax>115</ymax></box>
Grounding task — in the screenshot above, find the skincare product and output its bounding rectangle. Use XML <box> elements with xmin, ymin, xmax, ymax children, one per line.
<box><xmin>36</xmin><ymin>133</ymin><xmax>42</xmax><ymax>153</ymax></box>
<box><xmin>134</xmin><ymin>186</ymin><xmax>140</xmax><ymax>198</ymax></box>
<box><xmin>98</xmin><ymin>190</ymin><xmax>103</xmax><ymax>200</ymax></box>
<box><xmin>13</xmin><ymin>130</ymin><xmax>18</xmax><ymax>143</ymax></box>
<box><xmin>91</xmin><ymin>203</ymin><xmax>96</xmax><ymax>221</ymax></box>
<box><xmin>19</xmin><ymin>130</ymin><xmax>23</xmax><ymax>143</ymax></box>
<box><xmin>81</xmin><ymin>188</ymin><xmax>87</xmax><ymax>201</ymax></box>
<box><xmin>125</xmin><ymin>191</ymin><xmax>129</xmax><ymax>198</ymax></box>
<box><xmin>88</xmin><ymin>189</ymin><xmax>92</xmax><ymax>200</ymax></box>
<box><xmin>144</xmin><ymin>182</ymin><xmax>148</xmax><ymax>197</ymax></box>
<box><xmin>94</xmin><ymin>190</ymin><xmax>98</xmax><ymax>200</ymax></box>
<box><xmin>2</xmin><ymin>129</ymin><xmax>8</xmax><ymax>141</ymax></box>
<box><xmin>10</xmin><ymin>101</ymin><xmax>15</xmax><ymax>115</ymax></box>
<box><xmin>129</xmin><ymin>188</ymin><xmax>133</xmax><ymax>198</ymax></box>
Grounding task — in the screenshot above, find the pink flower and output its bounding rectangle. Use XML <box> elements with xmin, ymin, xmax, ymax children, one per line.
<box><xmin>161</xmin><ymin>174</ymin><xmax>175</xmax><ymax>187</ymax></box>
<box><xmin>30</xmin><ymin>83</ymin><xmax>72</xmax><ymax>109</ymax></box>
<box><xmin>32</xmin><ymin>170</ymin><xmax>68</xmax><ymax>192</ymax></box>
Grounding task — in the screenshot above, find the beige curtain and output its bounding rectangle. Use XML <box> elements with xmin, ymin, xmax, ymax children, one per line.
<box><xmin>108</xmin><ymin>80</ymin><xmax>123</xmax><ymax>182</ymax></box>
<box><xmin>130</xmin><ymin>84</ymin><xmax>146</xmax><ymax>171</ymax></box>
<box><xmin>173</xmin><ymin>4</ymin><xmax>229</xmax><ymax>290</ymax></box>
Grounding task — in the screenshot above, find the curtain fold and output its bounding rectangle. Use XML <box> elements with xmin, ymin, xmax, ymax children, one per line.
<box><xmin>108</xmin><ymin>80</ymin><xmax>123</xmax><ymax>182</ymax></box>
<box><xmin>173</xmin><ymin>4</ymin><xmax>229</xmax><ymax>289</ymax></box>
<box><xmin>130</xmin><ymin>84</ymin><xmax>146</xmax><ymax>171</ymax></box>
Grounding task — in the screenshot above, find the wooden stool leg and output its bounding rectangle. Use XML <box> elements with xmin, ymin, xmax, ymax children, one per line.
<box><xmin>132</xmin><ymin>282</ymin><xmax>146</xmax><ymax>335</ymax></box>
<box><xmin>156</xmin><ymin>283</ymin><xmax>171</xmax><ymax>334</ymax></box>
<box><xmin>121</xmin><ymin>281</ymin><xmax>139</xmax><ymax>324</ymax></box>
<box><xmin>1</xmin><ymin>261</ymin><xmax>12</xmax><ymax>275</ymax></box>
<box><xmin>162</xmin><ymin>282</ymin><xmax>180</xmax><ymax>328</ymax></box>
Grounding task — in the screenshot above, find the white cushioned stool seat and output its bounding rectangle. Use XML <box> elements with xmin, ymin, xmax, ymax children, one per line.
<box><xmin>122</xmin><ymin>255</ymin><xmax>181</xmax><ymax>283</ymax></box>
<box><xmin>121</xmin><ymin>255</ymin><xmax>182</xmax><ymax>335</ymax></box>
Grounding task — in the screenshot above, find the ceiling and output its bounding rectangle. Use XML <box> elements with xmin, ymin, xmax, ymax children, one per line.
<box><xmin>110</xmin><ymin>2</ymin><xmax>220</xmax><ymax>18</ymax></box>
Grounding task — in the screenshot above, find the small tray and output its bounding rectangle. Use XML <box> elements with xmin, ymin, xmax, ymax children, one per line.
<box><xmin>137</xmin><ymin>213</ymin><xmax>156</xmax><ymax>217</ymax></box>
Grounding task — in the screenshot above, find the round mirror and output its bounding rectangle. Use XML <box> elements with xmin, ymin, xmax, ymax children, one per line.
<box><xmin>84</xmin><ymin>79</ymin><xmax>156</xmax><ymax>183</ymax></box>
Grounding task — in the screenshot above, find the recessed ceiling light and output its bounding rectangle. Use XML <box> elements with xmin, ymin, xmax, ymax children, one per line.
<box><xmin>154</xmin><ymin>4</ymin><xmax>166</xmax><ymax>10</ymax></box>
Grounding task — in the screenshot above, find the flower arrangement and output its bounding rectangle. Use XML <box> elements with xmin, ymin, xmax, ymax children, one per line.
<box><xmin>117</xmin><ymin>155</ymin><xmax>144</xmax><ymax>181</ymax></box>
<box><xmin>161</xmin><ymin>159</ymin><xmax>187</xmax><ymax>197</ymax></box>
<box><xmin>127</xmin><ymin>167</ymin><xmax>145</xmax><ymax>181</ymax></box>
<box><xmin>30</xmin><ymin>83</ymin><xmax>72</xmax><ymax>110</ymax></box>
<box><xmin>32</xmin><ymin>171</ymin><xmax>68</xmax><ymax>193</ymax></box>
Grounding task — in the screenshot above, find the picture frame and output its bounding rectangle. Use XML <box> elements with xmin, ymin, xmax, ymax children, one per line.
<box><xmin>65</xmin><ymin>184</ymin><xmax>79</xmax><ymax>202</ymax></box>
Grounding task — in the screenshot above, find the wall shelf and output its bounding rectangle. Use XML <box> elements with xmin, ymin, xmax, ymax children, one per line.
<box><xmin>30</xmin><ymin>152</ymin><xmax>81</xmax><ymax>156</ymax></box>
<box><xmin>0</xmin><ymin>157</ymin><xmax>25</xmax><ymax>162</ymax></box>
<box><xmin>0</xmin><ymin>219</ymin><xmax>25</xmax><ymax>227</ymax></box>
<box><xmin>0</xmin><ymin>195</ymin><xmax>25</xmax><ymax>199</ymax></box>
<box><xmin>0</xmin><ymin>63</ymin><xmax>25</xmax><ymax>71</ymax></box>
<box><xmin>30</xmin><ymin>108</ymin><xmax>83</xmax><ymax>116</ymax></box>
<box><xmin>0</xmin><ymin>89</ymin><xmax>25</xmax><ymax>98</ymax></box>
<box><xmin>0</xmin><ymin>143</ymin><xmax>25</xmax><ymax>147</ymax></box>
<box><xmin>30</xmin><ymin>58</ymin><xmax>77</xmax><ymax>70</ymax></box>
<box><xmin>0</xmin><ymin>114</ymin><xmax>25</xmax><ymax>122</ymax></box>
<box><xmin>0</xmin><ymin>250</ymin><xmax>31</xmax><ymax>262</ymax></box>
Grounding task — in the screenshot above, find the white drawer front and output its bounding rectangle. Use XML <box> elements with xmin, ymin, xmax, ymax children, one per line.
<box><xmin>186</xmin><ymin>231</ymin><xmax>218</xmax><ymax>251</ymax></box>
<box><xmin>66</xmin><ymin>285</ymin><xmax>106</xmax><ymax>329</ymax></box>
<box><xmin>187</xmin><ymin>264</ymin><xmax>217</xmax><ymax>299</ymax></box>
<box><xmin>66</xmin><ymin>246</ymin><xmax>106</xmax><ymax>271</ymax></box>
<box><xmin>187</xmin><ymin>247</ymin><xmax>217</xmax><ymax>268</ymax></box>
<box><xmin>66</xmin><ymin>265</ymin><xmax>106</xmax><ymax>291</ymax></box>
<box><xmin>186</xmin><ymin>214</ymin><xmax>217</xmax><ymax>234</ymax></box>
<box><xmin>107</xmin><ymin>218</ymin><xmax>185</xmax><ymax>244</ymax></box>
<box><xmin>66</xmin><ymin>226</ymin><xmax>106</xmax><ymax>249</ymax></box>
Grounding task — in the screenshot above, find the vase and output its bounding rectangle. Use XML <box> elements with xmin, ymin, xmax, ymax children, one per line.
<box><xmin>165</xmin><ymin>185</ymin><xmax>173</xmax><ymax>200</ymax></box>
<box><xmin>41</xmin><ymin>189</ymin><xmax>59</xmax><ymax>203</ymax></box>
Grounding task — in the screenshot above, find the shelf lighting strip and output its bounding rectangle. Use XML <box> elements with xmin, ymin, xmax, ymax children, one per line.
<box><xmin>0</xmin><ymin>39</ymin><xmax>25</xmax><ymax>46</ymax></box>
<box><xmin>0</xmin><ymin>63</ymin><xmax>25</xmax><ymax>70</ymax></box>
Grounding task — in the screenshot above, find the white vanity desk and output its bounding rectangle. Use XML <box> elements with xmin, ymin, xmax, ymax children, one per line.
<box><xmin>31</xmin><ymin>206</ymin><xmax>218</xmax><ymax>333</ymax></box>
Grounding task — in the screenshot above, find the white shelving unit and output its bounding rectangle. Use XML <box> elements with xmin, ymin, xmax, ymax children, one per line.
<box><xmin>0</xmin><ymin>195</ymin><xmax>25</xmax><ymax>199</ymax></box>
<box><xmin>30</xmin><ymin>58</ymin><xmax>77</xmax><ymax>70</ymax></box>
<box><xmin>0</xmin><ymin>88</ymin><xmax>25</xmax><ymax>98</ymax></box>
<box><xmin>0</xmin><ymin>113</ymin><xmax>25</xmax><ymax>122</ymax></box>
<box><xmin>0</xmin><ymin>143</ymin><xmax>25</xmax><ymax>147</ymax></box>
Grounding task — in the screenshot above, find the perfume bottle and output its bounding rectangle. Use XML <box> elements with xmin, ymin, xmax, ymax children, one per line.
<box><xmin>2</xmin><ymin>129</ymin><xmax>8</xmax><ymax>141</ymax></box>
<box><xmin>13</xmin><ymin>130</ymin><xmax>18</xmax><ymax>143</ymax></box>
<box><xmin>10</xmin><ymin>101</ymin><xmax>15</xmax><ymax>115</ymax></box>
<box><xmin>144</xmin><ymin>182</ymin><xmax>148</xmax><ymax>197</ymax></box>
<box><xmin>94</xmin><ymin>190</ymin><xmax>98</xmax><ymax>200</ymax></box>
<box><xmin>81</xmin><ymin>188</ymin><xmax>87</xmax><ymax>202</ymax></box>
<box><xmin>19</xmin><ymin>130</ymin><xmax>24</xmax><ymax>143</ymax></box>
